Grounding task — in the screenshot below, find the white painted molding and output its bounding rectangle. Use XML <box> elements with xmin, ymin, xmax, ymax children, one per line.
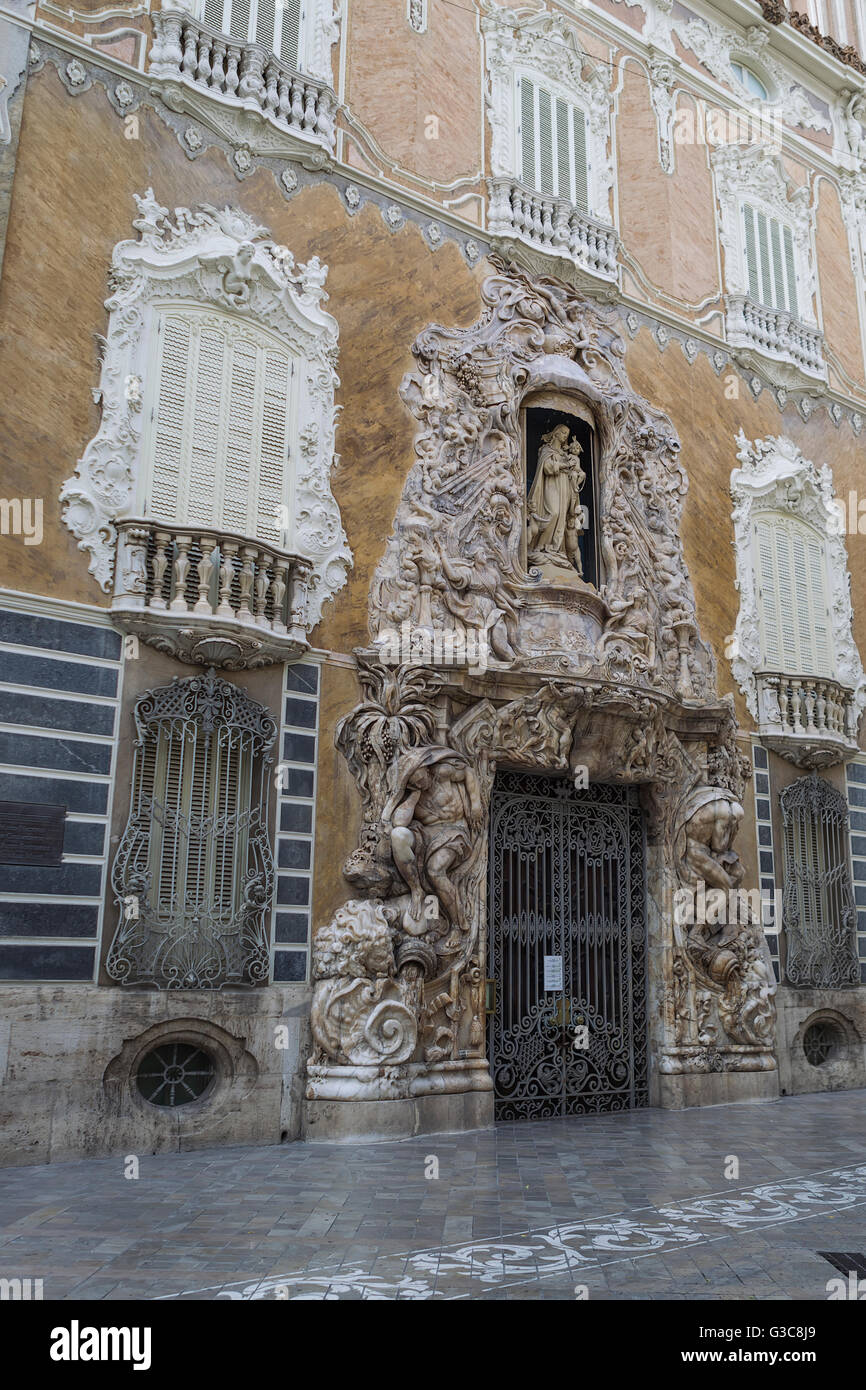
<box><xmin>481</xmin><ymin>4</ymin><xmax>615</xmax><ymax>224</ymax></box>
<box><xmin>730</xmin><ymin>430</ymin><xmax>866</xmax><ymax>724</ymax></box>
<box><xmin>60</xmin><ymin>188</ymin><xmax>351</xmax><ymax>627</ymax></box>
<box><xmin>712</xmin><ymin>141</ymin><xmax>819</xmax><ymax>324</ymax></box>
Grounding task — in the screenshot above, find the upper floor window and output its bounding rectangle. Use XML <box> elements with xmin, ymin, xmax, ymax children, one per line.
<box><xmin>741</xmin><ymin>204</ymin><xmax>799</xmax><ymax>318</ymax></box>
<box><xmin>753</xmin><ymin>513</ymin><xmax>831</xmax><ymax>675</ymax></box>
<box><xmin>731</xmin><ymin>62</ymin><xmax>768</xmax><ymax>102</ymax></box>
<box><xmin>483</xmin><ymin>6</ymin><xmax>613</xmax><ymax>227</ymax></box>
<box><xmin>730</xmin><ymin>432</ymin><xmax>865</xmax><ymax>767</ymax></box>
<box><xmin>143</xmin><ymin>306</ymin><xmax>296</xmax><ymax>546</ymax></box>
<box><xmin>61</xmin><ymin>189</ymin><xmax>351</xmax><ymax>633</ymax></box>
<box><xmin>518</xmin><ymin>75</ymin><xmax>588</xmax><ymax>213</ymax></box>
<box><xmin>201</xmin><ymin>0</ymin><xmax>302</xmax><ymax>66</ymax></box>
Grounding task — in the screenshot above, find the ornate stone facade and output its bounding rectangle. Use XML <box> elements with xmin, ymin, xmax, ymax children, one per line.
<box><xmin>305</xmin><ymin>262</ymin><xmax>778</xmax><ymax>1124</ymax></box>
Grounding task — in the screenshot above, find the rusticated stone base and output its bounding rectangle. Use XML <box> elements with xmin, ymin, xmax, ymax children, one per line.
<box><xmin>657</xmin><ymin>1069</ymin><xmax>779</xmax><ymax>1109</ymax></box>
<box><xmin>303</xmin><ymin>1089</ymin><xmax>495</xmax><ymax>1142</ymax></box>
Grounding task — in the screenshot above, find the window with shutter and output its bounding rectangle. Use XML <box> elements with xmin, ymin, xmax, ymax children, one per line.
<box><xmin>741</xmin><ymin>203</ymin><xmax>799</xmax><ymax>317</ymax></box>
<box><xmin>144</xmin><ymin>307</ymin><xmax>295</xmax><ymax>544</ymax></box>
<box><xmin>518</xmin><ymin>75</ymin><xmax>589</xmax><ymax>211</ymax></box>
<box><xmin>753</xmin><ymin>515</ymin><xmax>833</xmax><ymax>676</ymax></box>
<box><xmin>198</xmin><ymin>0</ymin><xmax>303</xmax><ymax>67</ymax></box>
<box><xmin>108</xmin><ymin>672</ymin><xmax>277</xmax><ymax>989</ymax></box>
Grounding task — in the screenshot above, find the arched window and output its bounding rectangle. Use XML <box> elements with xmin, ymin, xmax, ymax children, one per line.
<box><xmin>780</xmin><ymin>773</ymin><xmax>859</xmax><ymax>988</ymax></box>
<box><xmin>731</xmin><ymin>62</ymin><xmax>768</xmax><ymax>102</ymax></box>
<box><xmin>107</xmin><ymin>671</ymin><xmax>277</xmax><ymax>989</ymax></box>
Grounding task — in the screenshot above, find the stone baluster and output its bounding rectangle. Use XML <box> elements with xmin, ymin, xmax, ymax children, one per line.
<box><xmin>270</xmin><ymin>558</ymin><xmax>289</xmax><ymax>634</ymax></box>
<box><xmin>276</xmin><ymin>73</ymin><xmax>291</xmax><ymax>123</ymax></box>
<box><xmin>263</xmin><ymin>61</ymin><xmax>279</xmax><ymax>114</ymax></box>
<box><xmin>150</xmin><ymin>529</ymin><xmax>172</xmax><ymax>611</ymax></box>
<box><xmin>169</xmin><ymin>534</ymin><xmax>192</xmax><ymax>612</ymax></box>
<box><xmin>195</xmin><ymin>32</ymin><xmax>212</xmax><ymax>86</ymax></box>
<box><xmin>814</xmin><ymin>680</ymin><xmax>827</xmax><ymax>733</ymax></box>
<box><xmin>789</xmin><ymin>680</ymin><xmax>805</xmax><ymax>734</ymax></box>
<box><xmin>253</xmin><ymin>554</ymin><xmax>270</xmax><ymax>627</ymax></box>
<box><xmin>149</xmin><ymin>12</ymin><xmax>184</xmax><ymax>74</ymax></box>
<box><xmin>289</xmin><ymin>75</ymin><xmax>304</xmax><ymax>128</ymax></box>
<box><xmin>540</xmin><ymin>199</ymin><xmax>553</xmax><ymax>246</ymax></box>
<box><xmin>217</xmin><ymin>540</ymin><xmax>239</xmax><ymax>617</ymax></box>
<box><xmin>181</xmin><ymin>23</ymin><xmax>198</xmax><ymax>79</ymax></box>
<box><xmin>224</xmin><ymin>45</ymin><xmax>241</xmax><ymax>97</ymax></box>
<box><xmin>210</xmin><ymin>40</ymin><xmax>227</xmax><ymax>94</ymax></box>
<box><xmin>802</xmin><ymin>679</ymin><xmax>817</xmax><ymax>734</ymax></box>
<box><xmin>194</xmin><ymin>535</ymin><xmax>218</xmax><ymax>615</ymax></box>
<box><xmin>238</xmin><ymin>546</ymin><xmax>258</xmax><ymax>617</ymax></box>
<box><xmin>315</xmin><ymin>91</ymin><xmax>335</xmax><ymax>147</ymax></box>
<box><xmin>302</xmin><ymin>83</ymin><xmax>318</xmax><ymax>132</ymax></box>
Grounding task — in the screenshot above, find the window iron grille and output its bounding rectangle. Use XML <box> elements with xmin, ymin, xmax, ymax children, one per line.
<box><xmin>781</xmin><ymin>772</ymin><xmax>860</xmax><ymax>989</ymax></box>
<box><xmin>108</xmin><ymin>670</ymin><xmax>277</xmax><ymax>989</ymax></box>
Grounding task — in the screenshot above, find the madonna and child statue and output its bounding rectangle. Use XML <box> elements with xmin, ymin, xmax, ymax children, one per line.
<box><xmin>525</xmin><ymin>423</ymin><xmax>590</xmax><ymax>586</ymax></box>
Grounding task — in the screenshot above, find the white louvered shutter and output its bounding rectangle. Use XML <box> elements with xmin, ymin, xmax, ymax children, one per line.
<box><xmin>741</xmin><ymin>204</ymin><xmax>799</xmax><ymax>317</ymax></box>
<box><xmin>518</xmin><ymin>77</ymin><xmax>589</xmax><ymax>211</ymax></box>
<box><xmin>754</xmin><ymin>516</ymin><xmax>833</xmax><ymax>676</ymax></box>
<box><xmin>199</xmin><ymin>0</ymin><xmax>302</xmax><ymax>64</ymax></box>
<box><xmin>146</xmin><ymin>309</ymin><xmax>293</xmax><ymax>543</ymax></box>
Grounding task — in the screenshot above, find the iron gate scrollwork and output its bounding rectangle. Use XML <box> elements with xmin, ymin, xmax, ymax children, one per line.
<box><xmin>487</xmin><ymin>771</ymin><xmax>648</xmax><ymax>1120</ymax></box>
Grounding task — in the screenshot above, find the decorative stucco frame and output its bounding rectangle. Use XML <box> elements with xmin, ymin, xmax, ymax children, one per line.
<box><xmin>712</xmin><ymin>143</ymin><xmax>819</xmax><ymax>326</ymax></box>
<box><xmin>60</xmin><ymin>189</ymin><xmax>351</xmax><ymax>628</ymax></box>
<box><xmin>482</xmin><ymin>5</ymin><xmax>615</xmax><ymax>225</ymax></box>
<box><xmin>730</xmin><ymin>430</ymin><xmax>866</xmax><ymax>726</ymax></box>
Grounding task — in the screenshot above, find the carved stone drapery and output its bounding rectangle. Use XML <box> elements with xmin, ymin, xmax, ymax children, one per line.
<box><xmin>306</xmin><ymin>262</ymin><xmax>777</xmax><ymax>1116</ymax></box>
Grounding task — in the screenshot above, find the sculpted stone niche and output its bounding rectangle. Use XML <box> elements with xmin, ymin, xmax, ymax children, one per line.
<box><xmin>305</xmin><ymin>260</ymin><xmax>777</xmax><ymax>1132</ymax></box>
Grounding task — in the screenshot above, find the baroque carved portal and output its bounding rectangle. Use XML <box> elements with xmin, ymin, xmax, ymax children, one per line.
<box><xmin>306</xmin><ymin>261</ymin><xmax>776</xmax><ymax>1115</ymax></box>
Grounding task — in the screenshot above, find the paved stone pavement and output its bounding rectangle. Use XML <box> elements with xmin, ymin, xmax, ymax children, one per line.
<box><xmin>1</xmin><ymin>1090</ymin><xmax>865</xmax><ymax>1300</ymax></box>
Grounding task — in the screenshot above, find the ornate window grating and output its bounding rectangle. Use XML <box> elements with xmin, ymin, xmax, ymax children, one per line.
<box><xmin>780</xmin><ymin>773</ymin><xmax>860</xmax><ymax>988</ymax></box>
<box><xmin>136</xmin><ymin>1042</ymin><xmax>216</xmax><ymax>1105</ymax></box>
<box><xmin>108</xmin><ymin>670</ymin><xmax>277</xmax><ymax>989</ymax></box>
<box><xmin>802</xmin><ymin>1019</ymin><xmax>844</xmax><ymax>1066</ymax></box>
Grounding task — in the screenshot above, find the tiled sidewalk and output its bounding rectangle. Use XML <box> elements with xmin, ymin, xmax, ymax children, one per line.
<box><xmin>0</xmin><ymin>1090</ymin><xmax>865</xmax><ymax>1300</ymax></box>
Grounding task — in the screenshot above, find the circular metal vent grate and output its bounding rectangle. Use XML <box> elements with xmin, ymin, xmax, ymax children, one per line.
<box><xmin>136</xmin><ymin>1043</ymin><xmax>215</xmax><ymax>1107</ymax></box>
<box><xmin>802</xmin><ymin>1021</ymin><xmax>843</xmax><ymax>1068</ymax></box>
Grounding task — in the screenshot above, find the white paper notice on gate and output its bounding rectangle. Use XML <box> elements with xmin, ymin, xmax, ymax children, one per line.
<box><xmin>543</xmin><ymin>955</ymin><xmax>563</xmax><ymax>991</ymax></box>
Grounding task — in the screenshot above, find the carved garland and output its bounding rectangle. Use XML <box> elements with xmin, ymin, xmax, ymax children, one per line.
<box><xmin>60</xmin><ymin>189</ymin><xmax>351</xmax><ymax>627</ymax></box>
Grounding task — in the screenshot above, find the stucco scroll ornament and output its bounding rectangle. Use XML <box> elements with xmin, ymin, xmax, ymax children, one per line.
<box><xmin>310</xmin><ymin>900</ymin><xmax>418</xmax><ymax>1066</ymax></box>
<box><xmin>60</xmin><ymin>190</ymin><xmax>350</xmax><ymax>624</ymax></box>
<box><xmin>674</xmin><ymin>784</ymin><xmax>776</xmax><ymax>1052</ymax></box>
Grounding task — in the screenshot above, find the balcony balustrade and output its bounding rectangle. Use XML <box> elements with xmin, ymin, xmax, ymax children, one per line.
<box><xmin>755</xmin><ymin>670</ymin><xmax>860</xmax><ymax>767</ymax></box>
<box><xmin>112</xmin><ymin>519</ymin><xmax>314</xmax><ymax>669</ymax></box>
<box><xmin>148</xmin><ymin>7</ymin><xmax>336</xmax><ymax>157</ymax></box>
<box><xmin>488</xmin><ymin>176</ymin><xmax>619</xmax><ymax>284</ymax></box>
<box><xmin>725</xmin><ymin>294</ymin><xmax>827</xmax><ymax>383</ymax></box>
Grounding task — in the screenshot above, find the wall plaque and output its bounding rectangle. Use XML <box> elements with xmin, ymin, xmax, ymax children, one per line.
<box><xmin>0</xmin><ymin>802</ymin><xmax>66</xmax><ymax>866</ymax></box>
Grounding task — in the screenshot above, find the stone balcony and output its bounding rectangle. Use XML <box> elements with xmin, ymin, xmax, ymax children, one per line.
<box><xmin>148</xmin><ymin>6</ymin><xmax>336</xmax><ymax>163</ymax></box>
<box><xmin>487</xmin><ymin>176</ymin><xmax>619</xmax><ymax>286</ymax></box>
<box><xmin>725</xmin><ymin>294</ymin><xmax>827</xmax><ymax>386</ymax></box>
<box><xmin>755</xmin><ymin>671</ymin><xmax>860</xmax><ymax>768</ymax></box>
<box><xmin>112</xmin><ymin>519</ymin><xmax>314</xmax><ymax>669</ymax></box>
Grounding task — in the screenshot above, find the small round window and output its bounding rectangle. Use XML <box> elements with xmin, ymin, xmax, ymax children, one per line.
<box><xmin>136</xmin><ymin>1043</ymin><xmax>215</xmax><ymax>1107</ymax></box>
<box><xmin>802</xmin><ymin>1021</ymin><xmax>844</xmax><ymax>1068</ymax></box>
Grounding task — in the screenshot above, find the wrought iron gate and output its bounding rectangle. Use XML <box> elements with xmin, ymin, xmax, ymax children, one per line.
<box><xmin>487</xmin><ymin>772</ymin><xmax>648</xmax><ymax>1120</ymax></box>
